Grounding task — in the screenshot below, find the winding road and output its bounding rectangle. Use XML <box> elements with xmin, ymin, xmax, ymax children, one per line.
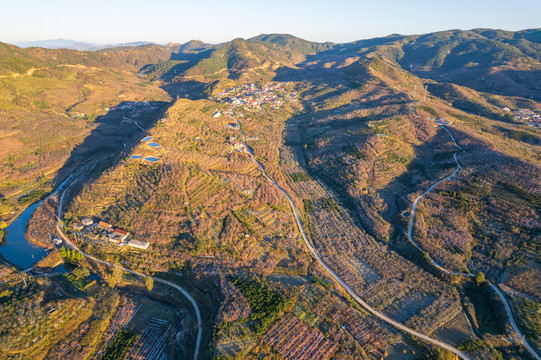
<box><xmin>405</xmin><ymin>119</ymin><xmax>541</xmax><ymax>360</ymax></box>
<box><xmin>233</xmin><ymin>116</ymin><xmax>472</xmax><ymax>360</ymax></box>
<box><xmin>54</xmin><ymin>176</ymin><xmax>203</xmax><ymax>360</ymax></box>
<box><xmin>406</xmin><ymin>125</ymin><xmax>469</xmax><ymax>278</ymax></box>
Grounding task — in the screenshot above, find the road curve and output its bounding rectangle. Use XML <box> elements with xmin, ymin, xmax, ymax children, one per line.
<box><xmin>233</xmin><ymin>117</ymin><xmax>472</xmax><ymax>360</ymax></box>
<box><xmin>55</xmin><ymin>177</ymin><xmax>203</xmax><ymax>360</ymax></box>
<box><xmin>406</xmin><ymin>125</ymin><xmax>470</xmax><ymax>278</ymax></box>
<box><xmin>490</xmin><ymin>284</ymin><xmax>541</xmax><ymax>360</ymax></box>
<box><xmin>406</xmin><ymin>123</ymin><xmax>541</xmax><ymax>360</ymax></box>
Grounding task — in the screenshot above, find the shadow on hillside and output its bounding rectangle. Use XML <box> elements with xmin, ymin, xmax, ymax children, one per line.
<box><xmin>145</xmin><ymin>49</ymin><xmax>216</xmax><ymax>82</ymax></box>
<box><xmin>50</xmin><ymin>100</ymin><xmax>170</xmax><ymax>201</ymax></box>
<box><xmin>273</xmin><ymin>61</ymin><xmax>348</xmax><ymax>83</ymax></box>
<box><xmin>410</xmin><ymin>67</ymin><xmax>541</xmax><ymax>101</ymax></box>
<box><xmin>160</xmin><ymin>80</ymin><xmax>211</xmax><ymax>100</ymax></box>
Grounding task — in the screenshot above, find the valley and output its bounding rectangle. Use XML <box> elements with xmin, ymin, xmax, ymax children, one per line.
<box><xmin>0</xmin><ymin>29</ymin><xmax>540</xmax><ymax>360</ymax></box>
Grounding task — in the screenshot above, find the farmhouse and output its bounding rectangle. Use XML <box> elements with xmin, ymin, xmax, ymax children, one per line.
<box><xmin>72</xmin><ymin>223</ymin><xmax>84</xmax><ymax>231</ymax></box>
<box><xmin>109</xmin><ymin>228</ymin><xmax>130</xmax><ymax>242</ymax></box>
<box><xmin>435</xmin><ymin>118</ymin><xmax>450</xmax><ymax>125</ymax></box>
<box><xmin>233</xmin><ymin>141</ymin><xmax>246</xmax><ymax>151</ymax></box>
<box><xmin>97</xmin><ymin>221</ymin><xmax>112</xmax><ymax>230</ymax></box>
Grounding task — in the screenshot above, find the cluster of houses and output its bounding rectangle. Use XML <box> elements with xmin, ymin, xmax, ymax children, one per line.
<box><xmin>434</xmin><ymin>117</ymin><xmax>451</xmax><ymax>125</ymax></box>
<box><xmin>213</xmin><ymin>82</ymin><xmax>297</xmax><ymax>111</ymax></box>
<box><xmin>70</xmin><ymin>112</ymin><xmax>86</xmax><ymax>118</ymax></box>
<box><xmin>510</xmin><ymin>108</ymin><xmax>541</xmax><ymax>128</ymax></box>
<box><xmin>233</xmin><ymin>141</ymin><xmax>248</xmax><ymax>152</ymax></box>
<box><xmin>110</xmin><ymin>101</ymin><xmax>160</xmax><ymax>117</ymax></box>
<box><xmin>70</xmin><ymin>218</ymin><xmax>150</xmax><ymax>250</ymax></box>
<box><xmin>225</xmin><ymin>135</ymin><xmax>248</xmax><ymax>152</ymax></box>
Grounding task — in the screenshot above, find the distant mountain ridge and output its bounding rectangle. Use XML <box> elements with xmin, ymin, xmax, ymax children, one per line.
<box><xmin>14</xmin><ymin>38</ymin><xmax>157</xmax><ymax>51</ymax></box>
<box><xmin>4</xmin><ymin>29</ymin><xmax>541</xmax><ymax>98</ymax></box>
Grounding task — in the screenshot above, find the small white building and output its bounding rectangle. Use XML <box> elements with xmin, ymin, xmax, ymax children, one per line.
<box><xmin>212</xmin><ymin>110</ymin><xmax>222</xmax><ymax>118</ymax></box>
<box><xmin>127</xmin><ymin>240</ymin><xmax>150</xmax><ymax>250</ymax></box>
<box><xmin>53</xmin><ymin>238</ymin><xmax>63</xmax><ymax>246</ymax></box>
<box><xmin>81</xmin><ymin>218</ymin><xmax>94</xmax><ymax>226</ymax></box>
<box><xmin>72</xmin><ymin>223</ymin><xmax>84</xmax><ymax>231</ymax></box>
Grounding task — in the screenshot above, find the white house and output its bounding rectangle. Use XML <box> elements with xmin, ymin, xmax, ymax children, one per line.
<box><xmin>127</xmin><ymin>240</ymin><xmax>150</xmax><ymax>250</ymax></box>
<box><xmin>81</xmin><ymin>218</ymin><xmax>94</xmax><ymax>226</ymax></box>
<box><xmin>213</xmin><ymin>110</ymin><xmax>222</xmax><ymax>118</ymax></box>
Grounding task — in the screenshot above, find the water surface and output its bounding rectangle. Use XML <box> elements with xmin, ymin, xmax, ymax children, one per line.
<box><xmin>0</xmin><ymin>201</ymin><xmax>49</xmax><ymax>269</ymax></box>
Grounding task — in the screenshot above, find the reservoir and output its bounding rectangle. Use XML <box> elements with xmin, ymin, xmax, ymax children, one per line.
<box><xmin>0</xmin><ymin>200</ymin><xmax>49</xmax><ymax>269</ymax></box>
<box><xmin>0</xmin><ymin>176</ymin><xmax>71</xmax><ymax>270</ymax></box>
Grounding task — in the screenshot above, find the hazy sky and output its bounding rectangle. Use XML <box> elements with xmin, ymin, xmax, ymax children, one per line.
<box><xmin>1</xmin><ymin>0</ymin><xmax>540</xmax><ymax>44</ymax></box>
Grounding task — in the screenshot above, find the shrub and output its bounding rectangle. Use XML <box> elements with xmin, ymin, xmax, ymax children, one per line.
<box><xmin>232</xmin><ymin>278</ymin><xmax>289</xmax><ymax>335</ymax></box>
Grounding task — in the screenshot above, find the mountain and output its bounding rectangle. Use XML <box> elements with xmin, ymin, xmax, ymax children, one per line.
<box><xmin>177</xmin><ymin>40</ymin><xmax>214</xmax><ymax>53</ymax></box>
<box><xmin>249</xmin><ymin>33</ymin><xmax>334</xmax><ymax>54</ymax></box>
<box><xmin>181</xmin><ymin>37</ymin><xmax>319</xmax><ymax>81</ymax></box>
<box><xmin>15</xmin><ymin>38</ymin><xmax>99</xmax><ymax>51</ymax></box>
<box><xmin>351</xmin><ymin>29</ymin><xmax>541</xmax><ymax>100</ymax></box>
<box><xmin>15</xmin><ymin>38</ymin><xmax>157</xmax><ymax>51</ymax></box>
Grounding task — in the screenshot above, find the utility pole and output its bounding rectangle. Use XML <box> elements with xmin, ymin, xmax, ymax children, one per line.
<box><xmin>423</xmin><ymin>86</ymin><xmax>427</xmax><ymax>102</ymax></box>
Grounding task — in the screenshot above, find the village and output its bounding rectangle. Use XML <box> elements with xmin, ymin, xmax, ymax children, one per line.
<box><xmin>213</xmin><ymin>82</ymin><xmax>298</xmax><ymax>112</ymax></box>
<box><xmin>508</xmin><ymin>107</ymin><xmax>541</xmax><ymax>128</ymax></box>
<box><xmin>68</xmin><ymin>217</ymin><xmax>150</xmax><ymax>250</ymax></box>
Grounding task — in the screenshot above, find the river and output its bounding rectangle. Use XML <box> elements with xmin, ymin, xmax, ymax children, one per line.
<box><xmin>0</xmin><ymin>176</ymin><xmax>72</xmax><ymax>270</ymax></box>
<box><xmin>0</xmin><ymin>200</ymin><xmax>49</xmax><ymax>269</ymax></box>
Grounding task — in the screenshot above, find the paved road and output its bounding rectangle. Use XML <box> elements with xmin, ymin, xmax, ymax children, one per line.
<box><xmin>233</xmin><ymin>116</ymin><xmax>472</xmax><ymax>360</ymax></box>
<box><xmin>405</xmin><ymin>121</ymin><xmax>541</xmax><ymax>360</ymax></box>
<box><xmin>490</xmin><ymin>284</ymin><xmax>541</xmax><ymax>360</ymax></box>
<box><xmin>406</xmin><ymin>125</ymin><xmax>470</xmax><ymax>278</ymax></box>
<box><xmin>55</xmin><ymin>177</ymin><xmax>203</xmax><ymax>360</ymax></box>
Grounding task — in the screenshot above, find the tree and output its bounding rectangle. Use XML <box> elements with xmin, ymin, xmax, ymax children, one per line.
<box><xmin>73</xmin><ymin>267</ymin><xmax>90</xmax><ymax>279</ymax></box>
<box><xmin>145</xmin><ymin>276</ymin><xmax>154</xmax><ymax>292</ymax></box>
<box><xmin>107</xmin><ymin>266</ymin><xmax>124</xmax><ymax>289</ymax></box>
<box><xmin>475</xmin><ymin>271</ymin><xmax>485</xmax><ymax>284</ymax></box>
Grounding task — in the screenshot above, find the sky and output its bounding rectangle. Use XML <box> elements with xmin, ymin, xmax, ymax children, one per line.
<box><xmin>1</xmin><ymin>0</ymin><xmax>540</xmax><ymax>45</ymax></box>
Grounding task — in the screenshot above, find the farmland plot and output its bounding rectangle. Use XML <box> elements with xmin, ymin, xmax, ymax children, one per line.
<box><xmin>126</xmin><ymin>318</ymin><xmax>171</xmax><ymax>360</ymax></box>
<box><xmin>262</xmin><ymin>315</ymin><xmax>338</xmax><ymax>360</ymax></box>
<box><xmin>219</xmin><ymin>279</ymin><xmax>251</xmax><ymax>322</ymax></box>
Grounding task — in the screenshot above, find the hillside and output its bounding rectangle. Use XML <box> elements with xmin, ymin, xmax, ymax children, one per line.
<box><xmin>1</xmin><ymin>29</ymin><xmax>541</xmax><ymax>360</ymax></box>
<box><xmin>180</xmin><ymin>37</ymin><xmax>308</xmax><ymax>81</ymax></box>
<box><xmin>0</xmin><ymin>41</ymin><xmax>170</xmax><ymax>216</ymax></box>
<box><xmin>249</xmin><ymin>33</ymin><xmax>334</xmax><ymax>54</ymax></box>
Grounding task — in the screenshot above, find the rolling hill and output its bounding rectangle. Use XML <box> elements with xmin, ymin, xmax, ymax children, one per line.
<box><xmin>1</xmin><ymin>28</ymin><xmax>541</xmax><ymax>360</ymax></box>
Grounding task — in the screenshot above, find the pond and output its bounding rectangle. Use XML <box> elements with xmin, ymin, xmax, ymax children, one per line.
<box><xmin>130</xmin><ymin>155</ymin><xmax>142</xmax><ymax>159</ymax></box>
<box><xmin>147</xmin><ymin>142</ymin><xmax>161</xmax><ymax>148</ymax></box>
<box><xmin>141</xmin><ymin>136</ymin><xmax>153</xmax><ymax>142</ymax></box>
<box><xmin>143</xmin><ymin>156</ymin><xmax>160</xmax><ymax>162</ymax></box>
